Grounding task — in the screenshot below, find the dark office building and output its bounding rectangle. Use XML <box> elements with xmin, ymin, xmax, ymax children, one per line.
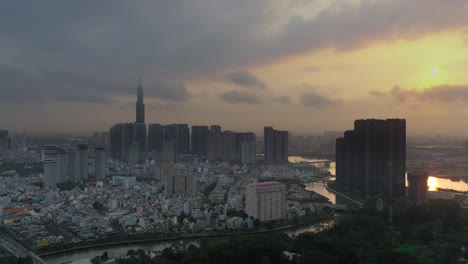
<box><xmin>207</xmin><ymin>133</ymin><xmax>222</xmax><ymax>161</ymax></box>
<box><xmin>0</xmin><ymin>129</ymin><xmax>8</xmax><ymax>158</ymax></box>
<box><xmin>210</xmin><ymin>125</ymin><xmax>222</xmax><ymax>135</ymax></box>
<box><xmin>407</xmin><ymin>171</ymin><xmax>429</xmax><ymax>206</ymax></box>
<box><xmin>110</xmin><ymin>122</ymin><xmax>146</xmax><ymax>162</ymax></box>
<box><xmin>207</xmin><ymin>131</ymin><xmax>237</xmax><ymax>161</ymax></box>
<box><xmin>148</xmin><ymin>124</ymin><xmax>164</xmax><ymax>153</ymax></box>
<box><xmin>110</xmin><ymin>123</ymin><xmax>128</xmax><ymax>160</ymax></box>
<box><xmin>264</xmin><ymin>127</ymin><xmax>274</xmax><ymax>162</ymax></box>
<box><xmin>176</xmin><ymin>124</ymin><xmax>190</xmax><ymax>154</ymax></box>
<box><xmin>161</xmin><ymin>124</ymin><xmax>190</xmax><ymax>155</ymax></box>
<box><xmin>264</xmin><ymin>127</ymin><xmax>289</xmax><ymax>163</ymax></box>
<box><xmin>133</xmin><ymin>123</ymin><xmax>147</xmax><ymax>154</ymax></box>
<box><xmin>191</xmin><ymin>126</ymin><xmax>209</xmax><ymax>155</ymax></box>
<box><xmin>335</xmin><ymin>119</ymin><xmax>406</xmax><ymax>199</ymax></box>
<box><xmin>236</xmin><ymin>132</ymin><xmax>256</xmax><ymax>165</ymax></box>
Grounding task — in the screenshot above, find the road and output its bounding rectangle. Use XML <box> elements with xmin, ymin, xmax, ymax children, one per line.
<box><xmin>0</xmin><ymin>235</ymin><xmax>47</xmax><ymax>264</ymax></box>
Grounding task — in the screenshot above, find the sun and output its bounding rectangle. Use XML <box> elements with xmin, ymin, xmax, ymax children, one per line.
<box><xmin>427</xmin><ymin>176</ymin><xmax>439</xmax><ymax>191</ymax></box>
<box><xmin>429</xmin><ymin>69</ymin><xmax>438</xmax><ymax>76</ymax></box>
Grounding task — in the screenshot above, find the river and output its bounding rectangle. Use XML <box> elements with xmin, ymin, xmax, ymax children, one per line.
<box><xmin>43</xmin><ymin>219</ymin><xmax>335</xmax><ymax>264</ymax></box>
<box><xmin>289</xmin><ymin>155</ymin><xmax>468</xmax><ymax>193</ymax></box>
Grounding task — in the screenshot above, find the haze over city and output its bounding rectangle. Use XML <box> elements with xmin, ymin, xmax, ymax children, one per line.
<box><xmin>2</xmin><ymin>0</ymin><xmax>468</xmax><ymax>135</ymax></box>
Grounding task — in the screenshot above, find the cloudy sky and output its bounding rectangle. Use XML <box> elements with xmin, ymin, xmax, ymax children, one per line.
<box><xmin>2</xmin><ymin>0</ymin><xmax>468</xmax><ymax>136</ymax></box>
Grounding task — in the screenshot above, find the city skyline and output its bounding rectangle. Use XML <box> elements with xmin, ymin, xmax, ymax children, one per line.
<box><xmin>2</xmin><ymin>1</ymin><xmax>468</xmax><ymax>136</ymax></box>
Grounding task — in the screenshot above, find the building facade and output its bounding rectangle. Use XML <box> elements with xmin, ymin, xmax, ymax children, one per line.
<box><xmin>236</xmin><ymin>132</ymin><xmax>256</xmax><ymax>165</ymax></box>
<box><xmin>407</xmin><ymin>171</ymin><xmax>429</xmax><ymax>206</ymax></box>
<box><xmin>164</xmin><ymin>174</ymin><xmax>198</xmax><ymax>196</ymax></box>
<box><xmin>335</xmin><ymin>119</ymin><xmax>406</xmax><ymax>199</ymax></box>
<box><xmin>191</xmin><ymin>126</ymin><xmax>209</xmax><ymax>155</ymax></box>
<box><xmin>78</xmin><ymin>144</ymin><xmax>89</xmax><ymax>181</ymax></box>
<box><xmin>0</xmin><ymin>129</ymin><xmax>8</xmax><ymax>158</ymax></box>
<box><xmin>94</xmin><ymin>147</ymin><xmax>106</xmax><ymax>179</ymax></box>
<box><xmin>245</xmin><ymin>182</ymin><xmax>286</xmax><ymax>222</ymax></box>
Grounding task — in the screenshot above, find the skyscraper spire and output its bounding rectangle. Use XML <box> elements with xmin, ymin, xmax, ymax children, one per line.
<box><xmin>136</xmin><ymin>76</ymin><xmax>145</xmax><ymax>124</ymax></box>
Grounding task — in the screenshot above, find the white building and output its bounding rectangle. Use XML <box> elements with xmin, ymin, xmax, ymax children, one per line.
<box><xmin>112</xmin><ymin>176</ymin><xmax>136</xmax><ymax>189</ymax></box>
<box><xmin>42</xmin><ymin>146</ymin><xmax>68</xmax><ymax>186</ymax></box>
<box><xmin>245</xmin><ymin>181</ymin><xmax>286</xmax><ymax>222</ymax></box>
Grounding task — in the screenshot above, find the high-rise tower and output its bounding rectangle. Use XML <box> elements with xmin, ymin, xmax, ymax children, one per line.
<box><xmin>264</xmin><ymin>126</ymin><xmax>288</xmax><ymax>164</ymax></box>
<box><xmin>136</xmin><ymin>78</ymin><xmax>145</xmax><ymax>124</ymax></box>
<box><xmin>335</xmin><ymin>118</ymin><xmax>406</xmax><ymax>200</ymax></box>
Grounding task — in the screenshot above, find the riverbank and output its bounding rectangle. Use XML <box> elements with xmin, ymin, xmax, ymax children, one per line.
<box><xmin>39</xmin><ymin>211</ymin><xmax>335</xmax><ymax>257</ymax></box>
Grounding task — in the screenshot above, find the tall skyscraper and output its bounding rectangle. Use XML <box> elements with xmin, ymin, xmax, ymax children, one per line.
<box><xmin>176</xmin><ymin>124</ymin><xmax>190</xmax><ymax>155</ymax></box>
<box><xmin>335</xmin><ymin>119</ymin><xmax>406</xmax><ymax>199</ymax></box>
<box><xmin>148</xmin><ymin>124</ymin><xmax>164</xmax><ymax>153</ymax></box>
<box><xmin>68</xmin><ymin>148</ymin><xmax>80</xmax><ymax>183</ymax></box>
<box><xmin>95</xmin><ymin>147</ymin><xmax>106</xmax><ymax>179</ymax></box>
<box><xmin>207</xmin><ymin>131</ymin><xmax>237</xmax><ymax>161</ymax></box>
<box><xmin>264</xmin><ymin>127</ymin><xmax>289</xmax><ymax>163</ymax></box>
<box><xmin>42</xmin><ymin>146</ymin><xmax>67</xmax><ymax>186</ymax></box>
<box><xmin>133</xmin><ymin>123</ymin><xmax>147</xmax><ymax>162</ymax></box>
<box><xmin>110</xmin><ymin>123</ymin><xmax>146</xmax><ymax>162</ymax></box>
<box><xmin>0</xmin><ymin>129</ymin><xmax>8</xmax><ymax>158</ymax></box>
<box><xmin>407</xmin><ymin>171</ymin><xmax>429</xmax><ymax>206</ymax></box>
<box><xmin>245</xmin><ymin>182</ymin><xmax>286</xmax><ymax>222</ymax></box>
<box><xmin>162</xmin><ymin>124</ymin><xmax>190</xmax><ymax>155</ymax></box>
<box><xmin>191</xmin><ymin>126</ymin><xmax>209</xmax><ymax>155</ymax></box>
<box><xmin>264</xmin><ymin>127</ymin><xmax>274</xmax><ymax>162</ymax></box>
<box><xmin>236</xmin><ymin>132</ymin><xmax>256</xmax><ymax>165</ymax></box>
<box><xmin>136</xmin><ymin>80</ymin><xmax>145</xmax><ymax>124</ymax></box>
<box><xmin>56</xmin><ymin>148</ymin><xmax>68</xmax><ymax>183</ymax></box>
<box><xmin>207</xmin><ymin>134</ymin><xmax>222</xmax><ymax>161</ymax></box>
<box><xmin>43</xmin><ymin>159</ymin><xmax>57</xmax><ymax>187</ymax></box>
<box><xmin>210</xmin><ymin>125</ymin><xmax>222</xmax><ymax>135</ymax></box>
<box><xmin>78</xmin><ymin>144</ymin><xmax>89</xmax><ymax>181</ymax></box>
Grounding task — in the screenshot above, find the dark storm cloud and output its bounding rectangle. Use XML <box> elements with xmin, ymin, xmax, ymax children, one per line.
<box><xmin>301</xmin><ymin>91</ymin><xmax>337</xmax><ymax>108</ymax></box>
<box><xmin>225</xmin><ymin>70</ymin><xmax>267</xmax><ymax>89</ymax></box>
<box><xmin>1</xmin><ymin>0</ymin><xmax>468</xmax><ymax>103</ymax></box>
<box><xmin>390</xmin><ymin>85</ymin><xmax>468</xmax><ymax>103</ymax></box>
<box><xmin>219</xmin><ymin>90</ymin><xmax>261</xmax><ymax>104</ymax></box>
<box><xmin>0</xmin><ymin>65</ymin><xmax>114</xmax><ymax>103</ymax></box>
<box><xmin>277</xmin><ymin>0</ymin><xmax>468</xmax><ymax>54</ymax></box>
<box><xmin>0</xmin><ymin>65</ymin><xmax>190</xmax><ymax>103</ymax></box>
<box><xmin>145</xmin><ymin>81</ymin><xmax>190</xmax><ymax>102</ymax></box>
<box><xmin>275</xmin><ymin>95</ymin><xmax>291</xmax><ymax>105</ymax></box>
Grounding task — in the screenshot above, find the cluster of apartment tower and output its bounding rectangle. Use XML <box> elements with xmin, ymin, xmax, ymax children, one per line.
<box><xmin>109</xmin><ymin>123</ymin><xmax>290</xmax><ymax>164</ymax></box>
<box><xmin>42</xmin><ymin>144</ymin><xmax>106</xmax><ymax>187</ymax></box>
<box><xmin>109</xmin><ymin>82</ymin><xmax>289</xmax><ymax>166</ymax></box>
<box><xmin>38</xmin><ymin>82</ymin><xmax>426</xmax><ymax>218</ymax></box>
